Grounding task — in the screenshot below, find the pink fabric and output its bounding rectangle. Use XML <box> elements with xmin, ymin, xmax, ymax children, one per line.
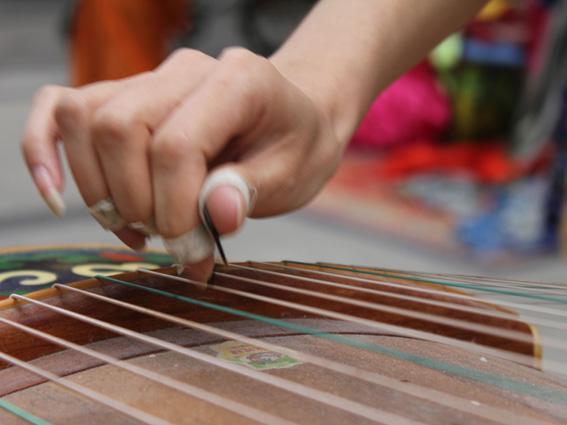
<box><xmin>350</xmin><ymin>62</ymin><xmax>451</xmax><ymax>149</ymax></box>
<box><xmin>525</xmin><ymin>0</ymin><xmax>550</xmax><ymax>75</ymax></box>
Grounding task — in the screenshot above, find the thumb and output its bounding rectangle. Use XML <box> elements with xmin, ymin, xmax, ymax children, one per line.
<box><xmin>199</xmin><ymin>169</ymin><xmax>255</xmax><ymax>235</ymax></box>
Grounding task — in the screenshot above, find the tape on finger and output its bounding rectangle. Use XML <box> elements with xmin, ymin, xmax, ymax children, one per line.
<box><xmin>163</xmin><ymin>224</ymin><xmax>215</xmax><ymax>267</ymax></box>
<box><xmin>89</xmin><ymin>198</ymin><xmax>127</xmax><ymax>232</ymax></box>
<box><xmin>198</xmin><ymin>169</ymin><xmax>256</xmax><ymax>224</ymax></box>
<box><xmin>90</xmin><ymin>198</ymin><xmax>157</xmax><ymax>235</ymax></box>
<box><xmin>129</xmin><ymin>220</ymin><xmax>158</xmax><ymax>236</ymax></box>
<box><xmin>163</xmin><ymin>170</ymin><xmax>254</xmax><ymax>268</ymax></box>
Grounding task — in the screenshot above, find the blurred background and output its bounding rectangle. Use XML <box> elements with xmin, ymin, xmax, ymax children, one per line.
<box><xmin>1</xmin><ymin>0</ymin><xmax>567</xmax><ymax>282</ymax></box>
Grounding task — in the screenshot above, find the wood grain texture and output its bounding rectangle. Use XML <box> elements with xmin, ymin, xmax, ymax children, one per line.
<box><xmin>0</xmin><ymin>263</ymin><xmax>536</xmax><ymax>368</ymax></box>
<box><xmin>0</xmin><ymin>262</ymin><xmax>559</xmax><ymax>425</ymax></box>
<box><xmin>2</xmin><ymin>332</ymin><xmax>567</xmax><ymax>425</ymax></box>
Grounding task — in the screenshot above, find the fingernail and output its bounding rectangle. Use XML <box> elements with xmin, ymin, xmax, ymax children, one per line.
<box><xmin>199</xmin><ymin>169</ymin><xmax>254</xmax><ymax>220</ymax></box>
<box><xmin>179</xmin><ymin>255</ymin><xmax>214</xmax><ymax>285</ymax></box>
<box><xmin>209</xmin><ymin>184</ymin><xmax>246</xmax><ymax>230</ymax></box>
<box><xmin>32</xmin><ymin>165</ymin><xmax>66</xmax><ymax>217</ymax></box>
<box><xmin>231</xmin><ymin>185</ymin><xmax>245</xmax><ymax>226</ymax></box>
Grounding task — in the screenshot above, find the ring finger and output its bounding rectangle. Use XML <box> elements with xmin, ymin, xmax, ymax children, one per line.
<box><xmin>55</xmin><ymin>84</ymin><xmax>148</xmax><ymax>248</ymax></box>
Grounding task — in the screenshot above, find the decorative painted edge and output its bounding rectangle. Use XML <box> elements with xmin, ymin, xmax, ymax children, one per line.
<box><xmin>0</xmin><ymin>244</ymin><xmax>167</xmax><ymax>255</ymax></box>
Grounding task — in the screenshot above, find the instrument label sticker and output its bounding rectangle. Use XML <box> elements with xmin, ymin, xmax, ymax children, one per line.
<box><xmin>210</xmin><ymin>340</ymin><xmax>302</xmax><ymax>371</ymax></box>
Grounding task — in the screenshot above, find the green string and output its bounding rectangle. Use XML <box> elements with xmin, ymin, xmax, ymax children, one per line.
<box><xmin>285</xmin><ymin>261</ymin><xmax>567</xmax><ymax>304</ymax></box>
<box><xmin>0</xmin><ymin>399</ymin><xmax>51</xmax><ymax>425</ymax></box>
<box><xmin>98</xmin><ymin>275</ymin><xmax>567</xmax><ymax>404</ymax></box>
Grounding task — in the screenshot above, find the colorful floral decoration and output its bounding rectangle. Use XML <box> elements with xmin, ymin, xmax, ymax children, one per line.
<box><xmin>0</xmin><ymin>246</ymin><xmax>172</xmax><ymax>300</ymax></box>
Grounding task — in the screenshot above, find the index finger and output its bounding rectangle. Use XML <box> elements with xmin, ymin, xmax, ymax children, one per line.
<box><xmin>21</xmin><ymin>85</ymin><xmax>67</xmax><ymax>215</ymax></box>
<box><xmin>21</xmin><ymin>76</ymin><xmax>148</xmax><ymax>216</ymax></box>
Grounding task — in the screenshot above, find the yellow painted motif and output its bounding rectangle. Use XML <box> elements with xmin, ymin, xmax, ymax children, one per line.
<box><xmin>0</xmin><ymin>271</ymin><xmax>57</xmax><ymax>286</ymax></box>
<box><xmin>72</xmin><ymin>262</ymin><xmax>160</xmax><ymax>277</ymax></box>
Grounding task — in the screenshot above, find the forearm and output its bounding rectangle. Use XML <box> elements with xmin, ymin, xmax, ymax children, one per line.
<box><xmin>271</xmin><ymin>0</ymin><xmax>488</xmax><ymax>145</ymax></box>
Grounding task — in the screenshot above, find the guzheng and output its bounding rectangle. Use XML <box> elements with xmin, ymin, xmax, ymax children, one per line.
<box><xmin>1</xmin><ymin>258</ymin><xmax>567</xmax><ymax>425</ymax></box>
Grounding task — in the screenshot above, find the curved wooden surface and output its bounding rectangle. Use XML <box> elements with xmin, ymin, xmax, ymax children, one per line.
<box><xmin>0</xmin><ymin>262</ymin><xmax>564</xmax><ymax>425</ymax></box>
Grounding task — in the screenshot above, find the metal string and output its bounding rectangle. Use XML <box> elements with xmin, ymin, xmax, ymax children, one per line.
<box><xmin>279</xmin><ymin>262</ymin><xmax>567</xmax><ymax>318</ymax></box>
<box><xmin>0</xmin><ymin>399</ymin><xmax>51</xmax><ymax>425</ymax></box>
<box><xmin>371</xmin><ymin>276</ymin><xmax>567</xmax><ymax>296</ymax></box>
<box><xmin>164</xmin><ymin>269</ymin><xmax>560</xmax><ymax>371</ymax></box>
<box><xmin>357</xmin><ymin>265</ymin><xmax>567</xmax><ymax>291</ymax></box>
<box><xmin>54</xmin><ymin>283</ymin><xmax>558</xmax><ymax>425</ymax></box>
<box><xmin>233</xmin><ymin>264</ymin><xmax>567</xmax><ymax>347</ymax></box>
<box><xmin>9</xmin><ymin>294</ymin><xmax>421</xmax><ymax>425</ymax></box>
<box><xmin>283</xmin><ymin>262</ymin><xmax>567</xmax><ymax>303</ymax></box>
<box><xmin>0</xmin><ymin>316</ymin><xmax>296</xmax><ymax>425</ymax></box>
<box><xmin>409</xmin><ymin>275</ymin><xmax>567</xmax><ymax>292</ymax></box>
<box><xmin>104</xmin><ymin>273</ymin><xmax>567</xmax><ymax>404</ymax></box>
<box><xmin>377</xmin><ymin>273</ymin><xmax>567</xmax><ymax>296</ymax></box>
<box><xmin>0</xmin><ymin>350</ymin><xmax>172</xmax><ymax>425</ymax></box>
<box><xmin>4</xmin><ymin>265</ymin><xmax>567</xmax><ymax>424</ymax></box>
<box><xmin>242</xmin><ymin>262</ymin><xmax>567</xmax><ymax>331</ymax></box>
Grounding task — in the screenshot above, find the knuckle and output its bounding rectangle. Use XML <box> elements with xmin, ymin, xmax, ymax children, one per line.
<box><xmin>220</xmin><ymin>48</ymin><xmax>271</xmax><ymax>76</ymax></box>
<box><xmin>121</xmin><ymin>203</ymin><xmax>152</xmax><ymax>224</ymax></box>
<box><xmin>217</xmin><ymin>48</ymin><xmax>275</xmax><ymax>106</ymax></box>
<box><xmin>91</xmin><ymin>108</ymin><xmax>136</xmax><ymax>148</ymax></box>
<box><xmin>22</xmin><ymin>129</ymin><xmax>50</xmax><ymax>154</ymax></box>
<box><xmin>151</xmin><ymin>132</ymin><xmax>192</xmax><ymax>166</ymax></box>
<box><xmin>20</xmin><ymin>137</ymin><xmax>36</xmax><ymax>159</ymax></box>
<box><xmin>235</xmin><ymin>77</ymin><xmax>263</xmax><ymax>110</ymax></box>
<box><xmin>54</xmin><ymin>93</ymin><xmax>84</xmax><ymax>129</ymax></box>
<box><xmin>156</xmin><ymin>220</ymin><xmax>179</xmax><ymax>239</ymax></box>
<box><xmin>164</xmin><ymin>48</ymin><xmax>210</xmax><ymax>67</ymax></box>
<box><xmin>21</xmin><ymin>129</ymin><xmax>45</xmax><ymax>153</ymax></box>
<box><xmin>33</xmin><ymin>85</ymin><xmax>60</xmax><ymax>104</ymax></box>
<box><xmin>215</xmin><ymin>74</ymin><xmax>261</xmax><ymax>112</ymax></box>
<box><xmin>219</xmin><ymin>47</ymin><xmax>257</xmax><ymax>65</ymax></box>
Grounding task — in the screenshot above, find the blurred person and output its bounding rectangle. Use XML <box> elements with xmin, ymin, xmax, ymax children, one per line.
<box><xmin>22</xmin><ymin>0</ymin><xmax>489</xmax><ymax>280</ymax></box>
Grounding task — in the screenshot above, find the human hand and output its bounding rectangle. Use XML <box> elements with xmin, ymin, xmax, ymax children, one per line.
<box><xmin>21</xmin><ymin>48</ymin><xmax>344</xmax><ymax>279</ymax></box>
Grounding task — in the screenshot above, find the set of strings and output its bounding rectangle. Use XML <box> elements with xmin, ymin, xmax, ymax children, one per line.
<box><xmin>0</xmin><ymin>261</ymin><xmax>566</xmax><ymax>425</ymax></box>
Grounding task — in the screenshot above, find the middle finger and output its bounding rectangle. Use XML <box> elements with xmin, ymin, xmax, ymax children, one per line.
<box><xmin>91</xmin><ymin>50</ymin><xmax>217</xmax><ymax>225</ymax></box>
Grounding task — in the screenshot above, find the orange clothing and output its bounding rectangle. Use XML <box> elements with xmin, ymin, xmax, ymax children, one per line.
<box><xmin>71</xmin><ymin>0</ymin><xmax>189</xmax><ymax>86</ymax></box>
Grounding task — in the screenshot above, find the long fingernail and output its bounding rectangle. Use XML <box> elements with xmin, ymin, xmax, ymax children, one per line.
<box><xmin>32</xmin><ymin>165</ymin><xmax>66</xmax><ymax>217</ymax></box>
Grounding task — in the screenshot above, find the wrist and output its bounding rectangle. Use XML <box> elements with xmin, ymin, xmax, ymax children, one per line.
<box><xmin>270</xmin><ymin>54</ymin><xmax>364</xmax><ymax>151</ymax></box>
